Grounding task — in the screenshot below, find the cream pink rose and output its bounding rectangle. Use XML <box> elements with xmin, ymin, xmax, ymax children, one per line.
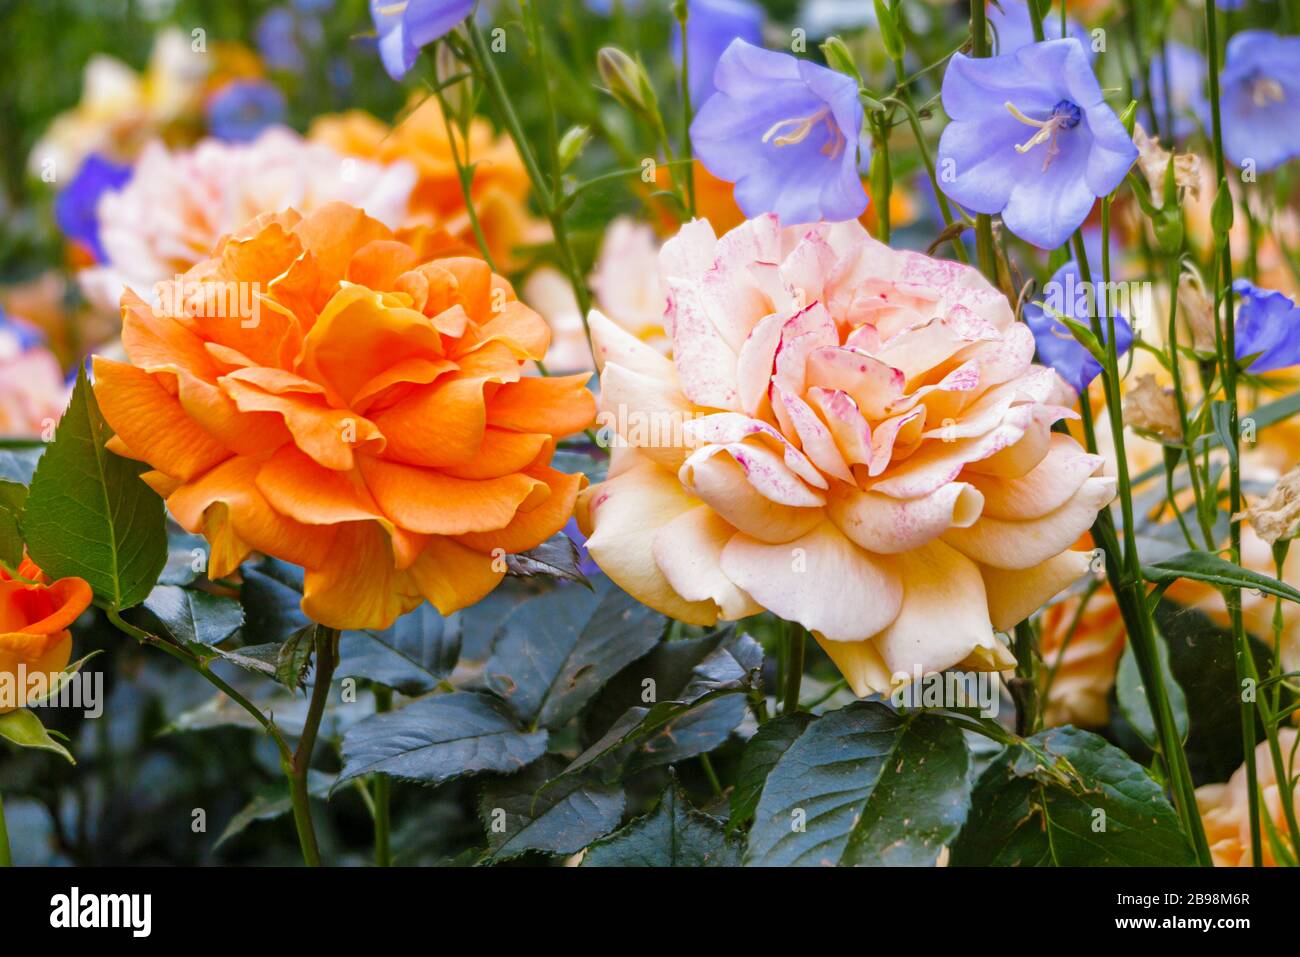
<box><xmin>1197</xmin><ymin>729</ymin><xmax>1299</xmax><ymax>867</ymax></box>
<box><xmin>576</xmin><ymin>215</ymin><xmax>1116</xmax><ymax>696</ymax></box>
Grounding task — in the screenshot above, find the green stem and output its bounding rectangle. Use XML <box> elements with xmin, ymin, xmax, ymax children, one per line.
<box><xmin>373</xmin><ymin>686</ymin><xmax>393</xmax><ymax>867</ymax></box>
<box><xmin>699</xmin><ymin>753</ymin><xmax>722</xmax><ymax>797</ymax></box>
<box><xmin>782</xmin><ymin>622</ymin><xmax>806</xmax><ymax>715</ymax></box>
<box><xmin>969</xmin><ymin>1</ymin><xmax>998</xmax><ymax>281</ymax></box>
<box><xmin>429</xmin><ymin>53</ymin><xmax>499</xmax><ymax>274</ymax></box>
<box><xmin>0</xmin><ymin>790</ymin><xmax>11</xmax><ymax>867</ymax></box>
<box><xmin>1072</xmin><ymin>232</ymin><xmax>1214</xmax><ymax>866</ymax></box>
<box><xmin>1204</xmin><ymin>0</ymin><xmax>1260</xmax><ymax>867</ymax></box>
<box><xmin>1013</xmin><ymin>619</ymin><xmax>1040</xmax><ymax>735</ymax></box>
<box><xmin>288</xmin><ymin>625</ymin><xmax>338</xmax><ymax>868</ymax></box>
<box><xmin>674</xmin><ymin>0</ymin><xmax>697</xmax><ymax>218</ymax></box>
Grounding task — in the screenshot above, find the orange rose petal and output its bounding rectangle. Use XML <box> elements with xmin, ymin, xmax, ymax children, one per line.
<box><xmin>350</xmin><ymin>357</ymin><xmax>458</xmax><ymax>414</ymax></box>
<box><xmin>369</xmin><ymin>375</ymin><xmax>488</xmax><ymax>468</ymax></box>
<box><xmin>93</xmin><ymin>358</ymin><xmax>231</xmax><ymax>481</ymax></box>
<box><xmin>220</xmin><ymin>376</ymin><xmax>382</xmax><ymax>471</ymax></box>
<box><xmin>464</xmin><ymin>300</ymin><xmax>551</xmax><ymax>362</ymax></box>
<box><xmin>185</xmin><ymin>287</ymin><xmax>303</xmax><ymax>372</ymax></box>
<box><xmin>301</xmin><ymin>521</ymin><xmax>423</xmax><ymax>631</ymax></box>
<box><xmin>440</xmin><ymin>428</ymin><xmax>552</xmax><ymax>480</ymax></box>
<box><xmin>174</xmin><ymin>372</ymin><xmax>291</xmax><ymax>457</ymax></box>
<box><xmin>292</xmin><ymin>203</ymin><xmax>394</xmax><ymax>296</ymax></box>
<box><xmin>425</xmin><ymin>257</ymin><xmax>494</xmax><ymax>318</ymax></box>
<box><xmin>347</xmin><ymin>239</ymin><xmax>422</xmax><ymax>291</ymax></box>
<box><xmin>487</xmin><ymin>373</ymin><xmax>596</xmax><ymax>437</ymax></box>
<box><xmin>456</xmin><ymin>465</ymin><xmax>584</xmax><ymax>555</ymax></box>
<box><xmin>0</xmin><ymin>630</ymin><xmax>71</xmax><ymax>713</ymax></box>
<box><xmin>120</xmin><ymin>289</ymin><xmax>220</xmax><ymax>380</ymax></box>
<box><xmin>359</xmin><ymin>455</ymin><xmax>549</xmax><ymax>535</ymax></box>
<box><xmin>141</xmin><ymin>470</ymin><xmax>184</xmax><ymax>498</ymax></box>
<box><xmin>167</xmin><ymin>456</ymin><xmax>336</xmax><ymax>572</ymax></box>
<box><xmin>105</xmin><ymin>434</ymin><xmax>144</xmax><ymax>461</ymax></box>
<box><xmin>255</xmin><ymin>445</ymin><xmax>384</xmax><ymax>526</ymax></box>
<box><xmin>217</xmin><ymin>219</ymin><xmax>304</xmax><ymax>288</ymax></box>
<box><xmin>408</xmin><ymin>535</ymin><xmax>505</xmax><ymax>616</ymax></box>
<box><xmin>22</xmin><ymin>577</ymin><xmax>94</xmax><ymax>635</ymax></box>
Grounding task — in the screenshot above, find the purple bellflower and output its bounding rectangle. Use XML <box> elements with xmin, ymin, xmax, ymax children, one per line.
<box><xmin>937</xmin><ymin>38</ymin><xmax>1137</xmax><ymax>250</ymax></box>
<box><xmin>988</xmin><ymin>0</ymin><xmax>1091</xmax><ymax>58</ymax></box>
<box><xmin>1218</xmin><ymin>31</ymin><xmax>1300</xmax><ymax>172</ymax></box>
<box><xmin>371</xmin><ymin>0</ymin><xmax>473</xmax><ymax>81</ymax></box>
<box><xmin>674</xmin><ymin>0</ymin><xmax>765</xmax><ymax>104</ymax></box>
<box><xmin>1023</xmin><ymin>260</ymin><xmax>1134</xmax><ymax>394</ymax></box>
<box><xmin>1234</xmin><ymin>280</ymin><xmax>1300</xmax><ymax>373</ymax></box>
<box><xmin>54</xmin><ymin>154</ymin><xmax>132</xmax><ymax>263</ymax></box>
<box><xmin>1143</xmin><ymin>42</ymin><xmax>1208</xmax><ymax>142</ymax></box>
<box><xmin>691</xmin><ymin>39</ymin><xmax>867</xmax><ymax>223</ymax></box>
<box><xmin>206</xmin><ymin>81</ymin><xmax>288</xmax><ymax>143</ymax></box>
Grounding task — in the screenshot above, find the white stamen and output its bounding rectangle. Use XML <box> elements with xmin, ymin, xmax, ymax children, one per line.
<box><xmin>1005</xmin><ymin>101</ymin><xmax>1067</xmax><ymax>173</ymax></box>
<box><xmin>761</xmin><ymin>107</ymin><xmax>845</xmax><ymax>158</ymax></box>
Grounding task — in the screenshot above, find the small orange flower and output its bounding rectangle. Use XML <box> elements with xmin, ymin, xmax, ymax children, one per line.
<box><xmin>0</xmin><ymin>559</ymin><xmax>92</xmax><ymax>714</ymax></box>
<box><xmin>310</xmin><ymin>97</ymin><xmax>546</xmax><ymax>271</ymax></box>
<box><xmin>93</xmin><ymin>202</ymin><xmax>595</xmax><ymax>631</ymax></box>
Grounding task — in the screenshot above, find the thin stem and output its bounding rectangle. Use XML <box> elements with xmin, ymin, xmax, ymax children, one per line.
<box><xmin>699</xmin><ymin>753</ymin><xmax>722</xmax><ymax>797</ymax></box>
<box><xmin>373</xmin><ymin>686</ymin><xmax>393</xmax><ymax>867</ymax></box>
<box><xmin>428</xmin><ymin>60</ymin><xmax>499</xmax><ymax>273</ymax></box>
<box><xmin>0</xmin><ymin>790</ymin><xmax>11</xmax><ymax>867</ymax></box>
<box><xmin>674</xmin><ymin>0</ymin><xmax>697</xmax><ymax>218</ymax></box>
<box><xmin>1013</xmin><ymin>618</ymin><xmax>1040</xmax><ymax>735</ymax></box>
<box><xmin>289</xmin><ymin>625</ymin><xmax>339</xmax><ymax>868</ymax></box>
<box><xmin>969</xmin><ymin>1</ymin><xmax>998</xmax><ymax>280</ymax></box>
<box><xmin>782</xmin><ymin>622</ymin><xmax>806</xmax><ymax>715</ymax></box>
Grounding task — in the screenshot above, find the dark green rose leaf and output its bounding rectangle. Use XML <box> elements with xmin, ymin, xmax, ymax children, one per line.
<box><xmin>479</xmin><ymin>755</ymin><xmax>624</xmax><ymax>862</ymax></box>
<box><xmin>583</xmin><ymin>777</ymin><xmax>740</xmax><ymax>867</ymax></box>
<box><xmin>338</xmin><ymin>603</ymin><xmax>459</xmax><ymax>696</ymax></box>
<box><xmin>728</xmin><ymin>711</ymin><xmax>814</xmax><ymax>831</ymax></box>
<box><xmin>142</xmin><ymin>584</ymin><xmax>244</xmax><ymax>649</ymax></box>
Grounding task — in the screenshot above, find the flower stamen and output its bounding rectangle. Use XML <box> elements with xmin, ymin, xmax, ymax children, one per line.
<box><xmin>762</xmin><ymin>107</ymin><xmax>845</xmax><ymax>158</ymax></box>
<box><xmin>1250</xmin><ymin>75</ymin><xmax>1285</xmax><ymax>108</ymax></box>
<box><xmin>1005</xmin><ymin>99</ymin><xmax>1082</xmax><ymax>172</ymax></box>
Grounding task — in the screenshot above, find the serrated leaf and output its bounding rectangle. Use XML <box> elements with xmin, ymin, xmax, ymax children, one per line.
<box><xmin>215</xmin><ymin>770</ymin><xmax>335</xmax><ymax>848</ymax></box>
<box><xmin>582</xmin><ymin>778</ymin><xmax>740</xmax><ymax>867</ymax></box>
<box><xmin>745</xmin><ymin>702</ymin><xmax>969</xmax><ymax>867</ymax></box>
<box><xmin>486</xmin><ymin>577</ymin><xmax>665</xmax><ymax>728</ymax></box>
<box><xmin>1144</xmin><ymin>551</ymin><xmax>1300</xmax><ymax>604</ymax></box>
<box><xmin>142</xmin><ymin>584</ymin><xmax>244</xmax><ymax>648</ymax></box>
<box><xmin>0</xmin><ymin>479</ymin><xmax>27</xmax><ymax>570</ymax></box>
<box><xmin>950</xmin><ymin>725</ymin><xmax>1195</xmax><ymax>866</ymax></box>
<box><xmin>728</xmin><ymin>712</ymin><xmax>813</xmax><ymax>830</ymax></box>
<box><xmin>20</xmin><ymin>370</ymin><xmax>166</xmax><ymax>610</ymax></box>
<box><xmin>479</xmin><ymin>755</ymin><xmax>624</xmax><ymax>861</ymax></box>
<box><xmin>0</xmin><ymin>709</ymin><xmax>74</xmax><ymax>763</ymax></box>
<box><xmin>337</xmin><ymin>603</ymin><xmax>459</xmax><ymax>696</ymax></box>
<box><xmin>504</xmin><ymin>532</ymin><xmax>590</xmax><ymax>587</ymax></box>
<box><xmin>275</xmin><ymin>626</ymin><xmax>315</xmax><ymax>689</ymax></box>
<box><xmin>239</xmin><ymin>557</ymin><xmax>309</xmax><ymax>644</ymax></box>
<box><xmin>336</xmin><ymin>691</ymin><xmax>546</xmax><ymax>789</ymax></box>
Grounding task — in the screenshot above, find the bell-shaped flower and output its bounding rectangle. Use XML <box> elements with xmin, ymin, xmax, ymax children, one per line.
<box><xmin>691</xmin><ymin>38</ymin><xmax>867</xmax><ymax>223</ymax></box>
<box><xmin>371</xmin><ymin>0</ymin><xmax>473</xmax><ymax>81</ymax></box>
<box><xmin>1022</xmin><ymin>260</ymin><xmax>1134</xmax><ymax>394</ymax></box>
<box><xmin>937</xmin><ymin>38</ymin><xmax>1137</xmax><ymax>250</ymax></box>
<box><xmin>1218</xmin><ymin>31</ymin><xmax>1300</xmax><ymax>172</ymax></box>
<box><xmin>1234</xmin><ymin>279</ymin><xmax>1300</xmax><ymax>373</ymax></box>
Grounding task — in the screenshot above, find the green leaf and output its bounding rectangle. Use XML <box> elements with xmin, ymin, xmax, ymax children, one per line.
<box><xmin>479</xmin><ymin>755</ymin><xmax>624</xmax><ymax>862</ymax></box>
<box><xmin>950</xmin><ymin>726</ymin><xmax>1195</xmax><ymax>866</ymax></box>
<box><xmin>275</xmin><ymin>626</ymin><xmax>316</xmax><ymax>690</ymax></box>
<box><xmin>582</xmin><ymin>778</ymin><xmax>740</xmax><ymax>867</ymax></box>
<box><xmin>336</xmin><ymin>691</ymin><xmax>547</xmax><ymax>789</ymax></box>
<box><xmin>1115</xmin><ymin>625</ymin><xmax>1189</xmax><ymax>749</ymax></box>
<box><xmin>0</xmin><ymin>479</ymin><xmax>27</xmax><ymax>570</ymax></box>
<box><xmin>20</xmin><ymin>370</ymin><xmax>166</xmax><ymax>610</ymax></box>
<box><xmin>0</xmin><ymin>709</ymin><xmax>74</xmax><ymax>763</ymax></box>
<box><xmin>727</xmin><ymin>712</ymin><xmax>813</xmax><ymax>831</ymax></box>
<box><xmin>744</xmin><ymin>703</ymin><xmax>969</xmax><ymax>867</ymax></box>
<box><xmin>215</xmin><ymin>770</ymin><xmax>336</xmax><ymax>849</ymax></box>
<box><xmin>503</xmin><ymin>532</ymin><xmax>591</xmax><ymax>588</ymax></box>
<box><xmin>338</xmin><ymin>603</ymin><xmax>459</xmax><ymax>696</ymax></box>
<box><xmin>142</xmin><ymin>584</ymin><xmax>244</xmax><ymax>649</ymax></box>
<box><xmin>485</xmin><ymin>577</ymin><xmax>665</xmax><ymax>728</ymax></box>
<box><xmin>1144</xmin><ymin>551</ymin><xmax>1300</xmax><ymax>604</ymax></box>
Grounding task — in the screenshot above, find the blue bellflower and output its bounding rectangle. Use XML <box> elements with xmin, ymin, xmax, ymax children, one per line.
<box><xmin>371</xmin><ymin>0</ymin><xmax>473</xmax><ymax>80</ymax></box>
<box><xmin>988</xmin><ymin>0</ymin><xmax>1091</xmax><ymax>58</ymax></box>
<box><xmin>1234</xmin><ymin>280</ymin><xmax>1300</xmax><ymax>373</ymax></box>
<box><xmin>1023</xmin><ymin>261</ymin><xmax>1134</xmax><ymax>394</ymax></box>
<box><xmin>1218</xmin><ymin>31</ymin><xmax>1300</xmax><ymax>172</ymax></box>
<box><xmin>1144</xmin><ymin>42</ymin><xmax>1208</xmax><ymax>142</ymax></box>
<box><xmin>937</xmin><ymin>38</ymin><xmax>1137</xmax><ymax>250</ymax></box>
<box><xmin>54</xmin><ymin>154</ymin><xmax>132</xmax><ymax>263</ymax></box>
<box><xmin>691</xmin><ymin>39</ymin><xmax>867</xmax><ymax>223</ymax></box>
<box><xmin>674</xmin><ymin>0</ymin><xmax>765</xmax><ymax>104</ymax></box>
<box><xmin>206</xmin><ymin>81</ymin><xmax>288</xmax><ymax>143</ymax></box>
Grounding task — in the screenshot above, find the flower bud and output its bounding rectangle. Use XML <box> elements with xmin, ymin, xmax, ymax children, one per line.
<box><xmin>598</xmin><ymin>46</ymin><xmax>658</xmax><ymax>119</ymax></box>
<box><xmin>557</xmin><ymin>125</ymin><xmax>592</xmax><ymax>172</ymax></box>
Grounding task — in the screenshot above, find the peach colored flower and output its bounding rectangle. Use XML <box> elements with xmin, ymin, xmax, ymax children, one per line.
<box><xmin>92</xmin><ymin>203</ymin><xmax>595</xmax><ymax>631</ymax></box>
<box><xmin>1197</xmin><ymin>729</ymin><xmax>1299</xmax><ymax>867</ymax></box>
<box><xmin>1037</xmin><ymin>584</ymin><xmax>1125</xmax><ymax>727</ymax></box>
<box><xmin>0</xmin><ymin>319</ymin><xmax>68</xmax><ymax>437</ymax></box>
<box><xmin>0</xmin><ymin>558</ymin><xmax>91</xmax><ymax>714</ymax></box>
<box><xmin>78</xmin><ymin>128</ymin><xmax>418</xmax><ymax>315</ymax></box>
<box><xmin>309</xmin><ymin>97</ymin><xmax>546</xmax><ymax>270</ymax></box>
<box><xmin>576</xmin><ymin>215</ymin><xmax>1115</xmax><ymax>696</ymax></box>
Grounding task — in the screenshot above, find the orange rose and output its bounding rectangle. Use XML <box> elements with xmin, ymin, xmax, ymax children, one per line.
<box><xmin>309</xmin><ymin>98</ymin><xmax>546</xmax><ymax>271</ymax></box>
<box><xmin>92</xmin><ymin>202</ymin><xmax>595</xmax><ymax>631</ymax></box>
<box><xmin>0</xmin><ymin>559</ymin><xmax>92</xmax><ymax>714</ymax></box>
